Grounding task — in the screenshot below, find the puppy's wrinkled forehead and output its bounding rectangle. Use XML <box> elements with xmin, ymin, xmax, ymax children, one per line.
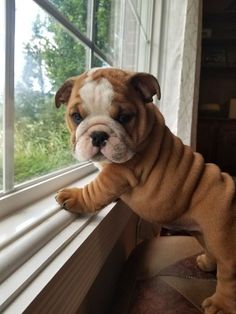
<box><xmin>77</xmin><ymin>68</ymin><xmax>129</xmax><ymax>114</ymax></box>
<box><xmin>79</xmin><ymin>70</ymin><xmax>113</xmax><ymax>114</ymax></box>
<box><xmin>55</xmin><ymin>68</ymin><xmax>161</xmax><ymax>110</ymax></box>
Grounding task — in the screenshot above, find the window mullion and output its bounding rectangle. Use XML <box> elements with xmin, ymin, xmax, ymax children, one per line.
<box><xmin>88</xmin><ymin>0</ymin><xmax>95</xmax><ymax>68</ymax></box>
<box><xmin>90</xmin><ymin>0</ymin><xmax>96</xmax><ymax>67</ymax></box>
<box><xmin>3</xmin><ymin>0</ymin><xmax>15</xmax><ymax>193</ymax></box>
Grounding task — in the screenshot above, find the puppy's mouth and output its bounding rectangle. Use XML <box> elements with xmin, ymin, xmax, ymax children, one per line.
<box><xmin>91</xmin><ymin>151</ymin><xmax>108</xmax><ymax>162</ymax></box>
<box><xmin>74</xmin><ymin>131</ymin><xmax>135</xmax><ymax>164</ymax></box>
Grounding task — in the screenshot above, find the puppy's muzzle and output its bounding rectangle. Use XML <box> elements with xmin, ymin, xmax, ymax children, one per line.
<box><xmin>90</xmin><ymin>131</ymin><xmax>109</xmax><ymax>148</ymax></box>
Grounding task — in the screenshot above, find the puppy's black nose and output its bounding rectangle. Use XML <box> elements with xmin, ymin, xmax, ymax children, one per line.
<box><xmin>90</xmin><ymin>131</ymin><xmax>109</xmax><ymax>147</ymax></box>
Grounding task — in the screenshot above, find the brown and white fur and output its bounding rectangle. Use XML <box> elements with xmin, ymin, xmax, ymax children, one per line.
<box><xmin>55</xmin><ymin>68</ymin><xmax>236</xmax><ymax>314</ymax></box>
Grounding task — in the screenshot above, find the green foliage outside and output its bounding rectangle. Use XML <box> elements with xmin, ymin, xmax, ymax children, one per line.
<box><xmin>8</xmin><ymin>0</ymin><xmax>112</xmax><ymax>186</ymax></box>
<box><xmin>14</xmin><ymin>98</ymin><xmax>74</xmax><ymax>183</ymax></box>
<box><xmin>94</xmin><ymin>0</ymin><xmax>113</xmax><ymax>59</ymax></box>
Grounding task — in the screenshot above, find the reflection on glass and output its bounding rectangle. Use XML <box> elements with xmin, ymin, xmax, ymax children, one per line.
<box><xmin>48</xmin><ymin>0</ymin><xmax>92</xmax><ymax>38</ymax></box>
<box><xmin>14</xmin><ymin>0</ymin><xmax>88</xmax><ymax>185</ymax></box>
<box><xmin>0</xmin><ymin>1</ymin><xmax>4</xmax><ymax>191</ymax></box>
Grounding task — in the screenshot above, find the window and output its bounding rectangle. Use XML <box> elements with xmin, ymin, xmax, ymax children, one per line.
<box><xmin>14</xmin><ymin>0</ymin><xmax>83</xmax><ymax>186</ymax></box>
<box><xmin>1</xmin><ymin>0</ymin><xmax>154</xmax><ymax>198</ymax></box>
<box><xmin>0</xmin><ymin>0</ymin><xmax>155</xmax><ymax>311</ymax></box>
<box><xmin>0</xmin><ymin>0</ymin><xmax>203</xmax><ymax>311</ymax></box>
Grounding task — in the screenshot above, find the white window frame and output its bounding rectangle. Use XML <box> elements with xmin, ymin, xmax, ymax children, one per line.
<box><xmin>0</xmin><ymin>0</ymin><xmax>157</xmax><ymax>312</ymax></box>
<box><xmin>2</xmin><ymin>0</ymin><xmax>113</xmax><ymax>197</ymax></box>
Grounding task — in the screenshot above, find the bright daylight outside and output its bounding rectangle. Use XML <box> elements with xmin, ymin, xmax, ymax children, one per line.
<box><xmin>0</xmin><ymin>0</ymin><xmax>117</xmax><ymax>192</ymax></box>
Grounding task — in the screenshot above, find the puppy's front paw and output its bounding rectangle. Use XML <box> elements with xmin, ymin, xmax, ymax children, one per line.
<box><xmin>56</xmin><ymin>188</ymin><xmax>85</xmax><ymax>213</ymax></box>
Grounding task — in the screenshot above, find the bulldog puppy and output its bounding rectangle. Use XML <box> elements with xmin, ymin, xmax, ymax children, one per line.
<box><xmin>55</xmin><ymin>68</ymin><xmax>236</xmax><ymax>314</ymax></box>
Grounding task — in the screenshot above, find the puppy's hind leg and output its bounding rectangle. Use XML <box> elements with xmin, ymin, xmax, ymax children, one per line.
<box><xmin>202</xmin><ymin>260</ymin><xmax>236</xmax><ymax>314</ymax></box>
<box><xmin>191</xmin><ymin>232</ymin><xmax>217</xmax><ymax>272</ymax></box>
<box><xmin>202</xmin><ymin>226</ymin><xmax>236</xmax><ymax>314</ymax></box>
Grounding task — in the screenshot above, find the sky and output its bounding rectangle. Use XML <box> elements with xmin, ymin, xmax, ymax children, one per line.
<box><xmin>0</xmin><ymin>0</ymin><xmax>42</xmax><ymax>103</ymax></box>
<box><xmin>15</xmin><ymin>0</ymin><xmax>41</xmax><ymax>83</ymax></box>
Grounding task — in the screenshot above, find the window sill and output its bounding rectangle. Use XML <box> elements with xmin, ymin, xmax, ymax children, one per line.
<box><xmin>0</xmin><ymin>168</ymin><xmax>133</xmax><ymax>313</ymax></box>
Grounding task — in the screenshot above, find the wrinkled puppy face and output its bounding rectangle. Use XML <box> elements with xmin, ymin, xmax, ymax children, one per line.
<box><xmin>55</xmin><ymin>68</ymin><xmax>161</xmax><ymax>164</ymax></box>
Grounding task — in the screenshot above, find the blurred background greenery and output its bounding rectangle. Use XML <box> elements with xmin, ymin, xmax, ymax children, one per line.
<box><xmin>0</xmin><ymin>0</ymin><xmax>112</xmax><ymax>187</ymax></box>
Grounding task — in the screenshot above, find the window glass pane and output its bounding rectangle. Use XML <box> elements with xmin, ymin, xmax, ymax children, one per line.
<box><xmin>0</xmin><ymin>1</ymin><xmax>4</xmax><ymax>191</ymax></box>
<box><xmin>14</xmin><ymin>0</ymin><xmax>88</xmax><ymax>185</ymax></box>
<box><xmin>48</xmin><ymin>0</ymin><xmax>92</xmax><ymax>38</ymax></box>
<box><xmin>94</xmin><ymin>0</ymin><xmax>118</xmax><ymax>61</ymax></box>
<box><xmin>2</xmin><ymin>0</ymin><xmax>153</xmax><ymax>192</ymax></box>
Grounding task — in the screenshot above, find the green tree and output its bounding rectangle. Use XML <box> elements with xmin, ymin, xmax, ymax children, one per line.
<box><xmin>24</xmin><ymin>0</ymin><xmax>112</xmax><ymax>90</ymax></box>
<box><xmin>94</xmin><ymin>0</ymin><xmax>113</xmax><ymax>59</ymax></box>
<box><xmin>40</xmin><ymin>0</ymin><xmax>89</xmax><ymax>89</ymax></box>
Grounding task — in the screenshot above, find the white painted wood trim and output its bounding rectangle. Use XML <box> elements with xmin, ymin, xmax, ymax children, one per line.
<box><xmin>1</xmin><ymin>202</ymin><xmax>132</xmax><ymax>313</ymax></box>
<box><xmin>0</xmin><ymin>163</ymin><xmax>96</xmax><ymax>218</ymax></box>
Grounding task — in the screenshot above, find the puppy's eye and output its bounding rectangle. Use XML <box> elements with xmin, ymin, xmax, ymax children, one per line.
<box><xmin>116</xmin><ymin>113</ymin><xmax>134</xmax><ymax>124</ymax></box>
<box><xmin>71</xmin><ymin>112</ymin><xmax>83</xmax><ymax>124</ymax></box>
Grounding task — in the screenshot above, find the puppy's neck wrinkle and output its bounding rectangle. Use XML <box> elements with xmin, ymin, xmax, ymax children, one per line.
<box><xmin>137</xmin><ymin>105</ymin><xmax>165</xmax><ymax>153</ymax></box>
<box><xmin>128</xmin><ymin>107</ymin><xmax>167</xmax><ymax>181</ymax></box>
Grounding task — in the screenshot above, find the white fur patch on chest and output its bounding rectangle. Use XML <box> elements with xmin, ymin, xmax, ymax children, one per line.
<box><xmin>79</xmin><ymin>77</ymin><xmax>114</xmax><ymax>115</ymax></box>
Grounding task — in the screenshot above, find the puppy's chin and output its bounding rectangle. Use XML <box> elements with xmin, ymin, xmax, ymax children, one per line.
<box><xmin>91</xmin><ymin>152</ymin><xmax>108</xmax><ymax>163</ymax></box>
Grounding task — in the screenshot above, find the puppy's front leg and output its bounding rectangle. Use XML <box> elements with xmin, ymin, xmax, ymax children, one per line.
<box><xmin>56</xmin><ymin>165</ymin><xmax>138</xmax><ymax>214</ymax></box>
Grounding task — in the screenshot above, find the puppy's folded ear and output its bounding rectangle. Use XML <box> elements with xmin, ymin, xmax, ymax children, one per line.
<box><xmin>129</xmin><ymin>72</ymin><xmax>161</xmax><ymax>103</ymax></box>
<box><xmin>55</xmin><ymin>79</ymin><xmax>75</xmax><ymax>108</ymax></box>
